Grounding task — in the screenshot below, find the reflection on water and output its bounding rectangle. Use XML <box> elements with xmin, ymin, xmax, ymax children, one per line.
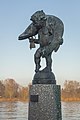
<box><xmin>0</xmin><ymin>101</ymin><xmax>80</xmax><ymax>120</ymax></box>
<box><xmin>62</xmin><ymin>102</ymin><xmax>80</xmax><ymax>120</ymax></box>
<box><xmin>0</xmin><ymin>102</ymin><xmax>28</xmax><ymax>120</ymax></box>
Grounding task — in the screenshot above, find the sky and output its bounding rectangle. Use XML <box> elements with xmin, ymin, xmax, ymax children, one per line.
<box><xmin>0</xmin><ymin>0</ymin><xmax>80</xmax><ymax>87</ymax></box>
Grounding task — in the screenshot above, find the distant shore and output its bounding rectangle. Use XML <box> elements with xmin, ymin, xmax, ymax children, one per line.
<box><xmin>0</xmin><ymin>97</ymin><xmax>80</xmax><ymax>102</ymax></box>
<box><xmin>0</xmin><ymin>98</ymin><xmax>28</xmax><ymax>102</ymax></box>
<box><xmin>61</xmin><ymin>97</ymin><xmax>80</xmax><ymax>102</ymax></box>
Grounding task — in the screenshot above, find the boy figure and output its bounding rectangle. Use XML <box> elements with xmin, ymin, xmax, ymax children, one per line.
<box><xmin>18</xmin><ymin>10</ymin><xmax>64</xmax><ymax>72</ymax></box>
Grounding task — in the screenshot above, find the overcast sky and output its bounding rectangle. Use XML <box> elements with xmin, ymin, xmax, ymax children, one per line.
<box><xmin>0</xmin><ymin>0</ymin><xmax>80</xmax><ymax>86</ymax></box>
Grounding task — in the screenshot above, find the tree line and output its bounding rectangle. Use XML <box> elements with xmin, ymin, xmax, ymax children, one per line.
<box><xmin>0</xmin><ymin>79</ymin><xmax>80</xmax><ymax>102</ymax></box>
<box><xmin>0</xmin><ymin>78</ymin><xmax>29</xmax><ymax>101</ymax></box>
<box><xmin>61</xmin><ymin>80</ymin><xmax>80</xmax><ymax>101</ymax></box>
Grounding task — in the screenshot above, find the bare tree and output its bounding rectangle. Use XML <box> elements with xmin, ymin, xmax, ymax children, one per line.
<box><xmin>18</xmin><ymin>86</ymin><xmax>29</xmax><ymax>100</ymax></box>
<box><xmin>0</xmin><ymin>80</ymin><xmax>5</xmax><ymax>97</ymax></box>
<box><xmin>4</xmin><ymin>79</ymin><xmax>18</xmax><ymax>99</ymax></box>
<box><xmin>62</xmin><ymin>80</ymin><xmax>80</xmax><ymax>100</ymax></box>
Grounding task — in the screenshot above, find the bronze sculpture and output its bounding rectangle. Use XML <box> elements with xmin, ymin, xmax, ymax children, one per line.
<box><xmin>18</xmin><ymin>10</ymin><xmax>64</xmax><ymax>73</ymax></box>
<box><xmin>18</xmin><ymin>11</ymin><xmax>64</xmax><ymax>119</ymax></box>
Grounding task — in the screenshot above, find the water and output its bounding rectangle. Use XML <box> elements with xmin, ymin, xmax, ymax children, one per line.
<box><xmin>0</xmin><ymin>101</ymin><xmax>80</xmax><ymax>120</ymax></box>
<box><xmin>0</xmin><ymin>102</ymin><xmax>28</xmax><ymax>120</ymax></box>
<box><xmin>62</xmin><ymin>102</ymin><xmax>80</xmax><ymax>120</ymax></box>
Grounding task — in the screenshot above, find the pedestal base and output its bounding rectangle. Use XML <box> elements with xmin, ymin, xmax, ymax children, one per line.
<box><xmin>28</xmin><ymin>84</ymin><xmax>62</xmax><ymax>120</ymax></box>
<box><xmin>33</xmin><ymin>68</ymin><xmax>56</xmax><ymax>84</ymax></box>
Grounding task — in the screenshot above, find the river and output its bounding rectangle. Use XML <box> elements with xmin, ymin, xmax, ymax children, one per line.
<box><xmin>0</xmin><ymin>101</ymin><xmax>80</xmax><ymax>120</ymax></box>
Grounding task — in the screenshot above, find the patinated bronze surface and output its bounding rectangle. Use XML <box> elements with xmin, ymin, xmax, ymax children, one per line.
<box><xmin>18</xmin><ymin>10</ymin><xmax>64</xmax><ymax>74</ymax></box>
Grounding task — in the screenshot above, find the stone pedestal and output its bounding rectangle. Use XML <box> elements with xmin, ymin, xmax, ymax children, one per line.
<box><xmin>32</xmin><ymin>68</ymin><xmax>56</xmax><ymax>84</ymax></box>
<box><xmin>28</xmin><ymin>84</ymin><xmax>62</xmax><ymax>120</ymax></box>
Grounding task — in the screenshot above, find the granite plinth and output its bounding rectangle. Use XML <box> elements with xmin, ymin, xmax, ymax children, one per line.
<box><xmin>28</xmin><ymin>84</ymin><xmax>62</xmax><ymax>120</ymax></box>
